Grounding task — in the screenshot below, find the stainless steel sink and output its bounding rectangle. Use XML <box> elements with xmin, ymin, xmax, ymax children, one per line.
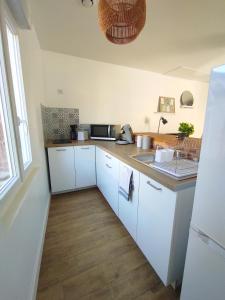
<box><xmin>130</xmin><ymin>152</ymin><xmax>198</xmax><ymax>180</ymax></box>
<box><xmin>130</xmin><ymin>152</ymin><xmax>155</xmax><ymax>166</ymax></box>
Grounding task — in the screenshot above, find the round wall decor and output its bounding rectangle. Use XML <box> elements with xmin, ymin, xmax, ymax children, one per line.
<box><xmin>180</xmin><ymin>91</ymin><xmax>194</xmax><ymax>108</ymax></box>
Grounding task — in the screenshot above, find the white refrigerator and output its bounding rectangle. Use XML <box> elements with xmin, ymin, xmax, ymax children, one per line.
<box><xmin>181</xmin><ymin>65</ymin><xmax>225</xmax><ymax>300</ymax></box>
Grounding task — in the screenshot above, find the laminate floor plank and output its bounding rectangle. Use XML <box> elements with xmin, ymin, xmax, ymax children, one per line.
<box><xmin>37</xmin><ymin>188</ymin><xmax>180</xmax><ymax>300</ymax></box>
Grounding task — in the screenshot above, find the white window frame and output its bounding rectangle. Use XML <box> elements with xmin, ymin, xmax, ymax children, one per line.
<box><xmin>1</xmin><ymin>2</ymin><xmax>32</xmax><ymax>179</ymax></box>
<box><xmin>0</xmin><ymin>1</ymin><xmax>32</xmax><ymax>201</ymax></box>
<box><xmin>0</xmin><ymin>19</ymin><xmax>19</xmax><ymax>200</ymax></box>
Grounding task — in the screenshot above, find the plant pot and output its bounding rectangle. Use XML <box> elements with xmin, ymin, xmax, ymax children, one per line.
<box><xmin>177</xmin><ymin>132</ymin><xmax>189</xmax><ymax>140</ymax></box>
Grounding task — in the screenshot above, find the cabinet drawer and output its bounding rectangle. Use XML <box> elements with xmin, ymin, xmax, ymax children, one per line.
<box><xmin>103</xmin><ymin>151</ymin><xmax>119</xmax><ymax>179</ymax></box>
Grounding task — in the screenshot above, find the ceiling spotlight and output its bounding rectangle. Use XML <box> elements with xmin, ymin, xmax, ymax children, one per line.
<box><xmin>82</xmin><ymin>0</ymin><xmax>94</xmax><ymax>7</ymax></box>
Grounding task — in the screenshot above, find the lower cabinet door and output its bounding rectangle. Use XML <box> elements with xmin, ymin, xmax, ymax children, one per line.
<box><xmin>105</xmin><ymin>175</ymin><xmax>119</xmax><ymax>216</ymax></box>
<box><xmin>96</xmin><ymin>148</ymin><xmax>119</xmax><ymax>215</ymax></box>
<box><xmin>74</xmin><ymin>146</ymin><xmax>96</xmax><ymax>188</ymax></box>
<box><xmin>96</xmin><ymin>147</ymin><xmax>105</xmax><ymax>193</ymax></box>
<box><xmin>118</xmin><ymin>163</ymin><xmax>140</xmax><ymax>241</ymax></box>
<box><xmin>48</xmin><ymin>147</ymin><xmax>76</xmax><ymax>193</ymax></box>
<box><xmin>137</xmin><ymin>173</ymin><xmax>176</xmax><ymax>285</ymax></box>
<box><xmin>104</xmin><ymin>158</ymin><xmax>119</xmax><ymax>216</ymax></box>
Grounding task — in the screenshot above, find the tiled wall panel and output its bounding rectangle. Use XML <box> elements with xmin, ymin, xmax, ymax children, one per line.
<box><xmin>41</xmin><ymin>105</ymin><xmax>79</xmax><ymax>141</ymax></box>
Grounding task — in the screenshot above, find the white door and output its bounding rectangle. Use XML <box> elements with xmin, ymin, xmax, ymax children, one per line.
<box><xmin>74</xmin><ymin>146</ymin><xmax>96</xmax><ymax>188</ymax></box>
<box><xmin>118</xmin><ymin>163</ymin><xmax>140</xmax><ymax>241</ymax></box>
<box><xmin>137</xmin><ymin>173</ymin><xmax>176</xmax><ymax>285</ymax></box>
<box><xmin>181</xmin><ymin>228</ymin><xmax>225</xmax><ymax>300</ymax></box>
<box><xmin>191</xmin><ymin>66</ymin><xmax>225</xmax><ymax>247</ymax></box>
<box><xmin>48</xmin><ymin>147</ymin><xmax>75</xmax><ymax>193</ymax></box>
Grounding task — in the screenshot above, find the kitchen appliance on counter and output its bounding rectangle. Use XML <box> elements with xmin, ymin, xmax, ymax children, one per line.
<box><xmin>77</xmin><ymin>130</ymin><xmax>89</xmax><ymax>141</ymax></box>
<box><xmin>181</xmin><ymin>65</ymin><xmax>225</xmax><ymax>300</ymax></box>
<box><xmin>70</xmin><ymin>124</ymin><xmax>78</xmax><ymax>140</ymax></box>
<box><xmin>116</xmin><ymin>124</ymin><xmax>134</xmax><ymax>145</ymax></box>
<box><xmin>90</xmin><ymin>124</ymin><xmax>120</xmax><ymax>141</ymax></box>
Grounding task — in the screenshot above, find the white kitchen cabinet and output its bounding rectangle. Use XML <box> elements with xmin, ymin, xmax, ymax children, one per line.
<box><xmin>48</xmin><ymin>145</ymin><xmax>96</xmax><ymax>193</ymax></box>
<box><xmin>96</xmin><ymin>147</ymin><xmax>119</xmax><ymax>215</ymax></box>
<box><xmin>137</xmin><ymin>173</ymin><xmax>195</xmax><ymax>286</ymax></box>
<box><xmin>137</xmin><ymin>173</ymin><xmax>176</xmax><ymax>285</ymax></box>
<box><xmin>103</xmin><ymin>151</ymin><xmax>119</xmax><ymax>215</ymax></box>
<box><xmin>96</xmin><ymin>147</ymin><xmax>106</xmax><ymax>194</ymax></box>
<box><xmin>48</xmin><ymin>147</ymin><xmax>75</xmax><ymax>193</ymax></box>
<box><xmin>74</xmin><ymin>146</ymin><xmax>96</xmax><ymax>188</ymax></box>
<box><xmin>118</xmin><ymin>162</ymin><xmax>140</xmax><ymax>241</ymax></box>
<box><xmin>48</xmin><ymin>144</ymin><xmax>195</xmax><ymax>287</ymax></box>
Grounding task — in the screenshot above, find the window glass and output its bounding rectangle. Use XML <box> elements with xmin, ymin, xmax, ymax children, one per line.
<box><xmin>6</xmin><ymin>24</ymin><xmax>31</xmax><ymax>168</ymax></box>
<box><xmin>0</xmin><ymin>34</ymin><xmax>17</xmax><ymax>194</ymax></box>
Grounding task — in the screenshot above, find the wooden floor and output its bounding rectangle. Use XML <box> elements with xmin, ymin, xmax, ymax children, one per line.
<box><xmin>37</xmin><ymin>188</ymin><xmax>180</xmax><ymax>300</ymax></box>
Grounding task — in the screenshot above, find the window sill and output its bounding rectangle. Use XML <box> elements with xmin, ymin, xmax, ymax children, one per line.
<box><xmin>22</xmin><ymin>159</ymin><xmax>32</xmax><ymax>179</ymax></box>
<box><xmin>0</xmin><ymin>165</ymin><xmax>40</xmax><ymax>230</ymax></box>
<box><xmin>0</xmin><ymin>175</ymin><xmax>20</xmax><ymax>201</ymax></box>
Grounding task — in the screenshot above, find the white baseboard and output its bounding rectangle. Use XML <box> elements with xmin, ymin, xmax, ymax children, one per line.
<box><xmin>31</xmin><ymin>193</ymin><xmax>51</xmax><ymax>300</ymax></box>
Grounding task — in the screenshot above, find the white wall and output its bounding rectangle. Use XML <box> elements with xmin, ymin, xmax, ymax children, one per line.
<box><xmin>0</xmin><ymin>26</ymin><xmax>50</xmax><ymax>300</ymax></box>
<box><xmin>42</xmin><ymin>51</ymin><xmax>209</xmax><ymax>137</ymax></box>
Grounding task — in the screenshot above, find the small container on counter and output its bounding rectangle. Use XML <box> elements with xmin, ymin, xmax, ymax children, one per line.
<box><xmin>77</xmin><ymin>130</ymin><xmax>89</xmax><ymax>141</ymax></box>
<box><xmin>142</xmin><ymin>136</ymin><xmax>151</xmax><ymax>150</ymax></box>
<box><xmin>155</xmin><ymin>148</ymin><xmax>175</xmax><ymax>163</ymax></box>
<box><xmin>166</xmin><ymin>149</ymin><xmax>175</xmax><ymax>161</ymax></box>
<box><xmin>136</xmin><ymin>135</ymin><xmax>143</xmax><ymax>148</ymax></box>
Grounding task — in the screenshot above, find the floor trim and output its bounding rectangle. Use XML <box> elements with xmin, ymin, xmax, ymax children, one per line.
<box><xmin>31</xmin><ymin>193</ymin><xmax>51</xmax><ymax>300</ymax></box>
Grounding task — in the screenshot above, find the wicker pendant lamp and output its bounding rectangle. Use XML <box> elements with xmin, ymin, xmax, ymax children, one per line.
<box><xmin>98</xmin><ymin>0</ymin><xmax>146</xmax><ymax>45</ymax></box>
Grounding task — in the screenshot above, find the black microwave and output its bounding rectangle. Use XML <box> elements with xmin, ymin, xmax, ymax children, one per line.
<box><xmin>90</xmin><ymin>124</ymin><xmax>121</xmax><ymax>141</ymax></box>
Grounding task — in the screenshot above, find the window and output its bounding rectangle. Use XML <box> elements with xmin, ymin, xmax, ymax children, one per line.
<box><xmin>0</xmin><ymin>31</ymin><xmax>18</xmax><ymax>195</ymax></box>
<box><xmin>0</xmin><ymin>4</ymin><xmax>32</xmax><ymax>199</ymax></box>
<box><xmin>6</xmin><ymin>21</ymin><xmax>32</xmax><ymax>169</ymax></box>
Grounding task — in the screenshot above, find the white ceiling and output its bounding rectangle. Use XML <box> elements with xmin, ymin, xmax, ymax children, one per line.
<box><xmin>30</xmin><ymin>0</ymin><xmax>225</xmax><ymax>82</ymax></box>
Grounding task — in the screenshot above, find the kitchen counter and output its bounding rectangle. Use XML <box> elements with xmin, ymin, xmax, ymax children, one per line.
<box><xmin>45</xmin><ymin>140</ymin><xmax>197</xmax><ymax>191</ymax></box>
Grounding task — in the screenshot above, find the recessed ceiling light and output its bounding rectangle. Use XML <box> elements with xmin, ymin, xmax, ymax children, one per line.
<box><xmin>82</xmin><ymin>0</ymin><xmax>94</xmax><ymax>7</ymax></box>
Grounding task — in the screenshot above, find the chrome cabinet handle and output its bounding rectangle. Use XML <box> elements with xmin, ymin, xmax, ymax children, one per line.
<box><xmin>108</xmin><ymin>125</ymin><xmax>111</xmax><ymax>138</ymax></box>
<box><xmin>105</xmin><ymin>154</ymin><xmax>111</xmax><ymax>159</ymax></box>
<box><xmin>147</xmin><ymin>180</ymin><xmax>162</xmax><ymax>191</ymax></box>
<box><xmin>106</xmin><ymin>163</ymin><xmax>112</xmax><ymax>169</ymax></box>
<box><xmin>56</xmin><ymin>149</ymin><xmax>67</xmax><ymax>152</ymax></box>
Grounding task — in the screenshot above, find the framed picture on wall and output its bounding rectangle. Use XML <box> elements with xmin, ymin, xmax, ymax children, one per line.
<box><xmin>157</xmin><ymin>96</ymin><xmax>175</xmax><ymax>113</ymax></box>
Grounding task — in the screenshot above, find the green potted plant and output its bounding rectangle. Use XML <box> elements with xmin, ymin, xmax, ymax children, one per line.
<box><xmin>178</xmin><ymin>122</ymin><xmax>194</xmax><ymax>138</ymax></box>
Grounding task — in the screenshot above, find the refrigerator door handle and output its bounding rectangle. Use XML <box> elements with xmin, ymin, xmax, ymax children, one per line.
<box><xmin>196</xmin><ymin>229</ymin><xmax>210</xmax><ymax>243</ymax></box>
<box><xmin>208</xmin><ymin>239</ymin><xmax>225</xmax><ymax>260</ymax></box>
<box><xmin>192</xmin><ymin>226</ymin><xmax>225</xmax><ymax>260</ymax></box>
<box><xmin>192</xmin><ymin>226</ymin><xmax>209</xmax><ymax>241</ymax></box>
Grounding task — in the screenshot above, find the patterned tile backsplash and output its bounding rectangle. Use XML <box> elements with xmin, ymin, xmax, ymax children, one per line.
<box><xmin>41</xmin><ymin>105</ymin><xmax>79</xmax><ymax>141</ymax></box>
